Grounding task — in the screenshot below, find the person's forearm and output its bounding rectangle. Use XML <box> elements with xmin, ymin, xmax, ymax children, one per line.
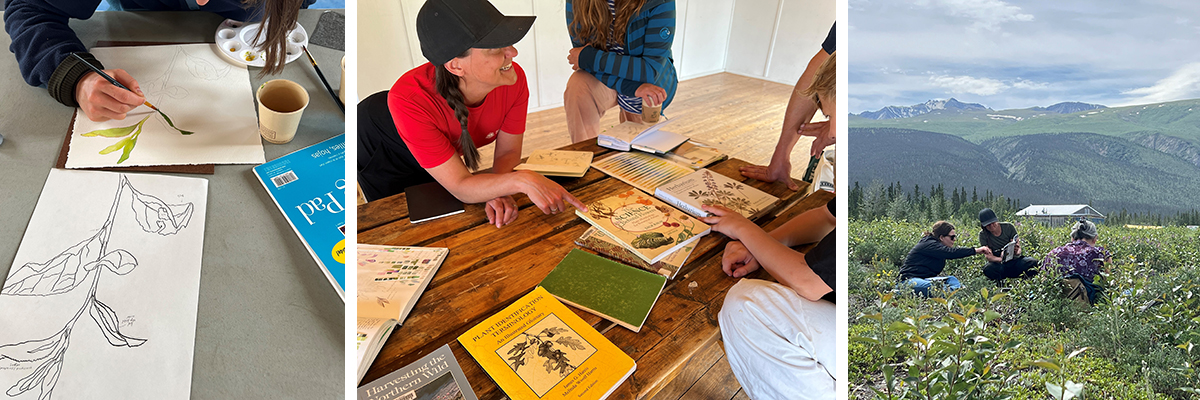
<box><xmin>492</xmin><ymin>145</ymin><xmax>522</xmax><ymax>174</ymax></box>
<box><xmin>768</xmin><ymin>205</ymin><xmax>836</xmax><ymax>247</ymax></box>
<box><xmin>770</xmin><ymin>50</ymin><xmax>828</xmax><ymax>162</ymax></box>
<box><xmin>735</xmin><ymin>226</ymin><xmax>831</xmax><ymax>301</ymax></box>
<box><xmin>442</xmin><ymin>172</ymin><xmax>527</xmax><ymax>204</ymax></box>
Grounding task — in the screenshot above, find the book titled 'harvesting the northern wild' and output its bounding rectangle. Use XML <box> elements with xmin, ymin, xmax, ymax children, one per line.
<box><xmin>539</xmin><ymin>249</ymin><xmax>667</xmax><ymax>332</ymax></box>
<box><xmin>253</xmin><ymin>134</ymin><xmax>346</xmax><ymax>300</ymax></box>
<box><xmin>457</xmin><ymin>287</ymin><xmax>635</xmax><ymax>400</ymax></box>
<box><xmin>357</xmin><ymin>343</ymin><xmax>478</xmax><ymax>400</ymax></box>
<box><xmin>576</xmin><ymin>190</ymin><xmax>710</xmax><ymax>264</ymax></box>
<box><xmin>654</xmin><ymin>168</ymin><xmax>780</xmax><ymax>219</ymax></box>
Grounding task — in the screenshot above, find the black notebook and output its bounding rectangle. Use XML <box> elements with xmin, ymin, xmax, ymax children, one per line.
<box><xmin>404</xmin><ymin>181</ymin><xmax>464</xmax><ymax>223</ymax></box>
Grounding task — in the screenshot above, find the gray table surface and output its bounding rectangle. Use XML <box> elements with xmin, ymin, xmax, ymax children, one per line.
<box><xmin>0</xmin><ymin>10</ymin><xmax>345</xmax><ymax>399</ymax></box>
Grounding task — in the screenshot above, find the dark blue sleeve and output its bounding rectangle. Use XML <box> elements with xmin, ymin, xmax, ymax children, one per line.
<box><xmin>923</xmin><ymin>240</ymin><xmax>977</xmax><ymax>260</ymax></box>
<box><xmin>4</xmin><ymin>0</ymin><xmax>103</xmax><ymax>86</ymax></box>
<box><xmin>577</xmin><ymin>0</ymin><xmax>675</xmax><ymax>96</ymax></box>
<box><xmin>822</xmin><ymin>23</ymin><xmax>834</xmax><ymax>54</ymax></box>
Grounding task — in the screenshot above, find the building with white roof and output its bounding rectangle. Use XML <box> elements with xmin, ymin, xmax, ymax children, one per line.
<box><xmin>1015</xmin><ymin>204</ymin><xmax>1106</xmax><ymax>226</ymax></box>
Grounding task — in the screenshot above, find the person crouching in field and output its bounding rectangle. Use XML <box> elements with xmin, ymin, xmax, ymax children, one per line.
<box><xmin>1044</xmin><ymin>219</ymin><xmax>1110</xmax><ymax>305</ymax></box>
<box><xmin>899</xmin><ymin>221</ymin><xmax>992</xmax><ymax>297</ymax></box>
<box><xmin>978</xmin><ymin>208</ymin><xmax>1039</xmax><ymax>284</ymax></box>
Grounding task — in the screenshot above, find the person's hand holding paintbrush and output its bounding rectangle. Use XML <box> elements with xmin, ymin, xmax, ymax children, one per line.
<box><xmin>73</xmin><ymin>64</ymin><xmax>145</xmax><ymax>122</ymax></box>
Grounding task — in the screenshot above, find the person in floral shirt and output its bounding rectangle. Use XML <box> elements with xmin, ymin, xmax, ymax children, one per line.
<box><xmin>1043</xmin><ymin>219</ymin><xmax>1110</xmax><ymax>304</ymax></box>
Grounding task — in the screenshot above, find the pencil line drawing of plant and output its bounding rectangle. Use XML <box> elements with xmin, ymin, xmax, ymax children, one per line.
<box><xmin>0</xmin><ymin>175</ymin><xmax>194</xmax><ymax>400</ymax></box>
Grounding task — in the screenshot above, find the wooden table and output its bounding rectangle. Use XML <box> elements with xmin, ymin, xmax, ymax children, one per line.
<box><xmin>357</xmin><ymin>139</ymin><xmax>834</xmax><ymax>399</ymax></box>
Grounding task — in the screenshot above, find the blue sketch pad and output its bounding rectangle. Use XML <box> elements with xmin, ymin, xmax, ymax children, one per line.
<box><xmin>253</xmin><ymin>134</ymin><xmax>347</xmax><ymax>300</ymax></box>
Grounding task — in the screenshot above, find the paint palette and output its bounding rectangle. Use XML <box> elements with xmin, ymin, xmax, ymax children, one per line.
<box><xmin>213</xmin><ymin>19</ymin><xmax>308</xmax><ymax>68</ymax></box>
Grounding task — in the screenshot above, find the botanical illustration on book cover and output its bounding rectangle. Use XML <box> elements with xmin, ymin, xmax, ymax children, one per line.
<box><xmin>586</xmin><ymin>191</ymin><xmax>702</xmax><ymax>251</ymax></box>
<box><xmin>526</xmin><ymin>150</ymin><xmax>592</xmax><ymax>168</ymax></box>
<box><xmin>495</xmin><ymin>314</ymin><xmax>596</xmax><ymax>397</ymax></box>
<box><xmin>684</xmin><ymin>170</ymin><xmax>762</xmax><ymax>217</ymax></box>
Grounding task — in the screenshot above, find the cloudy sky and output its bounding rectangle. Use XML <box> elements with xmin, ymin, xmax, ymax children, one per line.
<box><xmin>849</xmin><ymin>0</ymin><xmax>1200</xmax><ymax>113</ymax></box>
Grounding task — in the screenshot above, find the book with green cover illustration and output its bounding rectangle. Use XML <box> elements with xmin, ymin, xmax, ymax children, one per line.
<box><xmin>539</xmin><ymin>249</ymin><xmax>668</xmax><ymax>332</ymax></box>
<box><xmin>575</xmin><ymin>189</ymin><xmax>710</xmax><ymax>264</ymax></box>
<box><xmin>575</xmin><ymin>227</ymin><xmax>693</xmax><ymax>279</ymax></box>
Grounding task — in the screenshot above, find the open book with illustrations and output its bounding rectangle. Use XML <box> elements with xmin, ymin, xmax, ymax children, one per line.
<box><xmin>597</xmin><ymin>118</ymin><xmax>686</xmax><ymax>154</ymax></box>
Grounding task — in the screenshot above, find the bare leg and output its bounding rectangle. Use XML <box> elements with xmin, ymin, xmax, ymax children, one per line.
<box><xmin>564</xmin><ymin>70</ymin><xmax>619</xmax><ymax>143</ymax></box>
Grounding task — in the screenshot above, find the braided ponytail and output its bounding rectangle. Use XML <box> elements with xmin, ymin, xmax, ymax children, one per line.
<box><xmin>435</xmin><ymin>57</ymin><xmax>482</xmax><ymax>171</ymax></box>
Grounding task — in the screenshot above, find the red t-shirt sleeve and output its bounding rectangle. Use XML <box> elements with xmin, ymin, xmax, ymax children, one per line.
<box><xmin>388</xmin><ymin>76</ymin><xmax>457</xmax><ymax>169</ymax></box>
<box><xmin>501</xmin><ymin>64</ymin><xmax>530</xmax><ymax>136</ymax></box>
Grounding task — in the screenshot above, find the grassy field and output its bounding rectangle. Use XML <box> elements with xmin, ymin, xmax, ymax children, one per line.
<box><xmin>848</xmin><ymin>218</ymin><xmax>1200</xmax><ymax>399</ymax></box>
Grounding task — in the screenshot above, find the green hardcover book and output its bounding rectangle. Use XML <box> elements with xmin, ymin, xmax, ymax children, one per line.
<box><xmin>539</xmin><ymin>249</ymin><xmax>668</xmax><ymax>332</ymax></box>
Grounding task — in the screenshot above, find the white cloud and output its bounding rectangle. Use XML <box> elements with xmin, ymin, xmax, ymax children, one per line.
<box><xmin>915</xmin><ymin>0</ymin><xmax>1034</xmax><ymax>31</ymax></box>
<box><xmin>1121</xmin><ymin>63</ymin><xmax>1200</xmax><ymax>105</ymax></box>
<box><xmin>929</xmin><ymin>75</ymin><xmax>1007</xmax><ymax>95</ymax></box>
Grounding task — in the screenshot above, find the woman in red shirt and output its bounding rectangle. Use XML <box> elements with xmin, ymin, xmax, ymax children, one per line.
<box><xmin>358</xmin><ymin>0</ymin><xmax>586</xmax><ymax>227</ymax></box>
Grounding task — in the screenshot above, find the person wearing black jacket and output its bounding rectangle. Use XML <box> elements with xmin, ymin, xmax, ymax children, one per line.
<box><xmin>899</xmin><ymin>221</ymin><xmax>991</xmax><ymax>297</ymax></box>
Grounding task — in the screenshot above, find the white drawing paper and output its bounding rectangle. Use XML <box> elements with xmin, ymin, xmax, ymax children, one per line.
<box><xmin>67</xmin><ymin>43</ymin><xmax>264</xmax><ymax>168</ymax></box>
<box><xmin>0</xmin><ymin>169</ymin><xmax>208</xmax><ymax>400</ymax></box>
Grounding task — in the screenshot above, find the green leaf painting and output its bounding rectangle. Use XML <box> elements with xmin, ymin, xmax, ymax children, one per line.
<box><xmin>79</xmin><ymin>109</ymin><xmax>193</xmax><ymax>164</ymax></box>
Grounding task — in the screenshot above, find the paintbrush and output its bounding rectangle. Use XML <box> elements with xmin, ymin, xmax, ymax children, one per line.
<box><xmin>70</xmin><ymin>53</ymin><xmax>160</xmax><ymax>112</ymax></box>
<box><xmin>301</xmin><ymin>46</ymin><xmax>345</xmax><ymax>113</ymax></box>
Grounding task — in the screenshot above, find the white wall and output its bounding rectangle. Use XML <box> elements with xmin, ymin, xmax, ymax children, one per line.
<box><xmin>356</xmin><ymin>0</ymin><xmax>833</xmax><ymax>109</ymax></box>
<box><xmin>726</xmin><ymin>0</ymin><xmax>834</xmax><ymax>85</ymax></box>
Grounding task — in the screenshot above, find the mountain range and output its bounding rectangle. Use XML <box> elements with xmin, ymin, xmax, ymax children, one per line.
<box><xmin>849</xmin><ymin>98</ymin><xmax>1200</xmax><ymax>215</ymax></box>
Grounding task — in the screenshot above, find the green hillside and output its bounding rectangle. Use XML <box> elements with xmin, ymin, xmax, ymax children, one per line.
<box><xmin>849</xmin><ymin>128</ymin><xmax>1200</xmax><ymax>215</ymax></box>
<box><xmin>851</xmin><ymin>98</ymin><xmax>1200</xmax><ymax>147</ymax></box>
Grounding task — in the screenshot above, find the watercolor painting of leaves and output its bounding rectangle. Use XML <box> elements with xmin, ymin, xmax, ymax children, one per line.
<box><xmin>0</xmin><ymin>175</ymin><xmax>194</xmax><ymax>400</ymax></box>
<box><xmin>80</xmin><ymin>110</ymin><xmax>192</xmax><ymax>164</ymax></box>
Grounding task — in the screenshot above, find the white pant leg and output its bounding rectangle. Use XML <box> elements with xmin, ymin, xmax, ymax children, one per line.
<box><xmin>719</xmin><ymin>279</ymin><xmax>836</xmax><ymax>400</ymax></box>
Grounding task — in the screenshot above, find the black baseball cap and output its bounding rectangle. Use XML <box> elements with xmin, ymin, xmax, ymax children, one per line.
<box><xmin>416</xmin><ymin>0</ymin><xmax>536</xmax><ymax>65</ymax></box>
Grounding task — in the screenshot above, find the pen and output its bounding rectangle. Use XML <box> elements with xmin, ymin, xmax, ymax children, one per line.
<box><xmin>302</xmin><ymin>46</ymin><xmax>345</xmax><ymax>113</ymax></box>
<box><xmin>69</xmin><ymin>53</ymin><xmax>160</xmax><ymax>112</ymax></box>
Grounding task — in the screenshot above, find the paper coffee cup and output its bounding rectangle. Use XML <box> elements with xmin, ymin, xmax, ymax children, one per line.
<box><xmin>256</xmin><ymin>79</ymin><xmax>309</xmax><ymax>144</ymax></box>
<box><xmin>642</xmin><ymin>98</ymin><xmax>662</xmax><ymax>124</ymax></box>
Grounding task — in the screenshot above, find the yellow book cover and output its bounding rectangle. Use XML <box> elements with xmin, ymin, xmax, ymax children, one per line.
<box><xmin>513</xmin><ymin>149</ymin><xmax>593</xmax><ymax>177</ymax></box>
<box><xmin>457</xmin><ymin>287</ymin><xmax>635</xmax><ymax>400</ymax></box>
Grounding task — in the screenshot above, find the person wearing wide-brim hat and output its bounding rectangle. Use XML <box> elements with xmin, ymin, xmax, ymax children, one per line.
<box><xmin>357</xmin><ymin>0</ymin><xmax>586</xmax><ymax>227</ymax></box>
<box><xmin>978</xmin><ymin>208</ymin><xmax>1039</xmax><ymax>283</ymax></box>
<box><xmin>1043</xmin><ymin>219</ymin><xmax>1110</xmax><ymax>305</ymax></box>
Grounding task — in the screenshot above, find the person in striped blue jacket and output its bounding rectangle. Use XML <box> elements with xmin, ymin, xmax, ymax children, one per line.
<box><xmin>563</xmin><ymin>0</ymin><xmax>678</xmax><ymax>143</ymax></box>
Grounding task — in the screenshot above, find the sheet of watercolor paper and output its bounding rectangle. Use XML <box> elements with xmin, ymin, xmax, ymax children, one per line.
<box><xmin>67</xmin><ymin>43</ymin><xmax>264</xmax><ymax>168</ymax></box>
<box><xmin>0</xmin><ymin>169</ymin><xmax>208</xmax><ymax>400</ymax></box>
